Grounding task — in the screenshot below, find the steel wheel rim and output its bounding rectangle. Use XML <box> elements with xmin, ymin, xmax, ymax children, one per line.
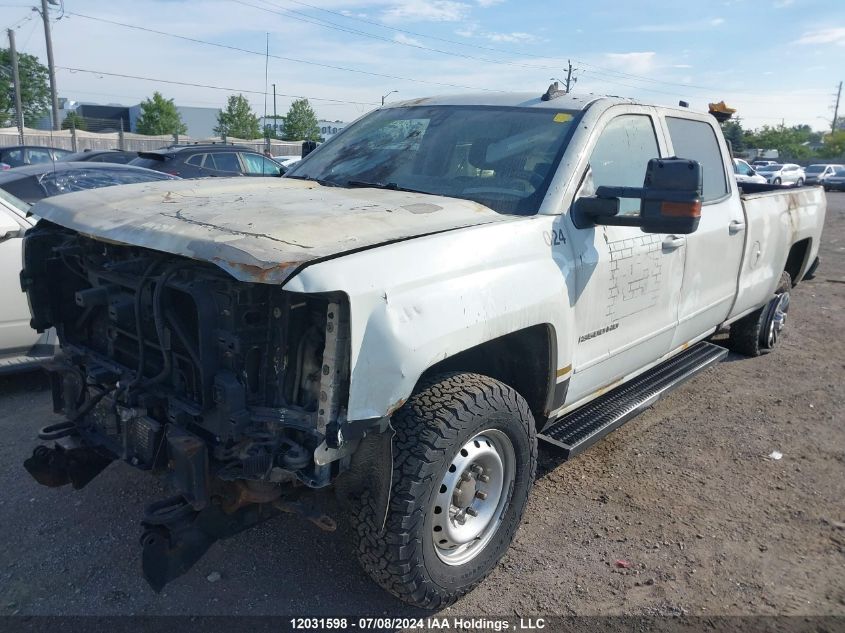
<box><xmin>431</xmin><ymin>429</ymin><xmax>516</xmax><ymax>566</ymax></box>
<box><xmin>766</xmin><ymin>292</ymin><xmax>790</xmax><ymax>348</ymax></box>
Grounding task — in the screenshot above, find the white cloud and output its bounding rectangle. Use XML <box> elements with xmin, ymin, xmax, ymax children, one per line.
<box><xmin>672</xmin><ymin>64</ymin><xmax>693</xmax><ymax>68</ymax></box>
<box><xmin>622</xmin><ymin>18</ymin><xmax>725</xmax><ymax>32</ymax></box>
<box><xmin>793</xmin><ymin>27</ymin><xmax>845</xmax><ymax>46</ymax></box>
<box><xmin>604</xmin><ymin>51</ymin><xmax>658</xmax><ymax>75</ymax></box>
<box><xmin>393</xmin><ymin>33</ymin><xmax>423</xmax><ymax>46</ymax></box>
<box><xmin>486</xmin><ymin>31</ymin><xmax>534</xmax><ymax>43</ymax></box>
<box><xmin>774</xmin><ymin>0</ymin><xmax>794</xmax><ymax>7</ymax></box>
<box><xmin>476</xmin><ymin>0</ymin><xmax>505</xmax><ymax>6</ymax></box>
<box><xmin>381</xmin><ymin>0</ymin><xmax>470</xmax><ymax>23</ymax></box>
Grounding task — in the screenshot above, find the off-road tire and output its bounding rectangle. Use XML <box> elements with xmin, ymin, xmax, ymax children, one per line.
<box><xmin>349</xmin><ymin>372</ymin><xmax>537</xmax><ymax>609</ymax></box>
<box><xmin>728</xmin><ymin>271</ymin><xmax>791</xmax><ymax>357</ymax></box>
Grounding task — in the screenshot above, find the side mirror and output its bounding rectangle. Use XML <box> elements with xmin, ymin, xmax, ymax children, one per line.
<box><xmin>572</xmin><ymin>157</ymin><xmax>703</xmax><ymax>235</ymax></box>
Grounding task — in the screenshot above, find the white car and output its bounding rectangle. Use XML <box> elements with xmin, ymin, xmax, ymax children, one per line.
<box><xmin>273</xmin><ymin>156</ymin><xmax>301</xmax><ymax>170</ymax></box>
<box><xmin>733</xmin><ymin>159</ymin><xmax>766</xmax><ymax>184</ymax></box>
<box><xmin>0</xmin><ymin>190</ymin><xmax>55</xmax><ymax>373</ymax></box>
<box><xmin>756</xmin><ymin>163</ymin><xmax>805</xmax><ymax>187</ymax></box>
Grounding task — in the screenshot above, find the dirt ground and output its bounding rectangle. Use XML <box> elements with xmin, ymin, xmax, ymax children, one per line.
<box><xmin>1</xmin><ymin>194</ymin><xmax>843</xmax><ymax>619</ymax></box>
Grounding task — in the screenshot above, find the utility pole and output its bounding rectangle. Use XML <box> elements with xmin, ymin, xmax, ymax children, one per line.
<box><xmin>832</xmin><ymin>81</ymin><xmax>842</xmax><ymax>134</ymax></box>
<box><xmin>564</xmin><ymin>59</ymin><xmax>578</xmax><ymax>93</ymax></box>
<box><xmin>7</xmin><ymin>28</ymin><xmax>25</xmax><ymax>144</ymax></box>
<box><xmin>272</xmin><ymin>83</ymin><xmax>277</xmax><ymax>135</ymax></box>
<box><xmin>37</xmin><ymin>0</ymin><xmax>61</xmax><ymax>130</ymax></box>
<box><xmin>381</xmin><ymin>89</ymin><xmax>397</xmax><ymax>105</ymax></box>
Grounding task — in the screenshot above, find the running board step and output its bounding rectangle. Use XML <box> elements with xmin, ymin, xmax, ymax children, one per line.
<box><xmin>539</xmin><ymin>342</ymin><xmax>727</xmax><ymax>459</ymax></box>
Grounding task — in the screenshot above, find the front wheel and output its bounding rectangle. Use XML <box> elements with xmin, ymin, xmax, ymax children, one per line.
<box><xmin>796</xmin><ymin>178</ymin><xmax>804</xmax><ymax>187</ymax></box>
<box><xmin>773</xmin><ymin>177</ymin><xmax>782</xmax><ymax>185</ymax></box>
<box><xmin>350</xmin><ymin>372</ymin><xmax>537</xmax><ymax>609</ymax></box>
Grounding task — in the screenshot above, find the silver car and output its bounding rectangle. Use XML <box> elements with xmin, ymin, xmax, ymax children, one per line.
<box><xmin>804</xmin><ymin>163</ymin><xmax>844</xmax><ymax>186</ymax></box>
<box><xmin>756</xmin><ymin>163</ymin><xmax>805</xmax><ymax>187</ymax></box>
<box><xmin>823</xmin><ymin>166</ymin><xmax>845</xmax><ymax>191</ymax></box>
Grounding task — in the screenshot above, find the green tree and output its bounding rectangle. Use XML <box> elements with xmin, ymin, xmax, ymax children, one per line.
<box><xmin>282</xmin><ymin>98</ymin><xmax>320</xmax><ymax>141</ymax></box>
<box><xmin>0</xmin><ymin>49</ymin><xmax>50</xmax><ymax>127</ymax></box>
<box><xmin>61</xmin><ymin>111</ymin><xmax>87</xmax><ymax>131</ymax></box>
<box><xmin>135</xmin><ymin>92</ymin><xmax>187</xmax><ymax>136</ymax></box>
<box><xmin>819</xmin><ymin>131</ymin><xmax>845</xmax><ymax>159</ymax></box>
<box><xmin>745</xmin><ymin>124</ymin><xmax>816</xmax><ymax>161</ymax></box>
<box><xmin>215</xmin><ymin>94</ymin><xmax>260</xmax><ymax>139</ymax></box>
<box><xmin>720</xmin><ymin>119</ymin><xmax>745</xmax><ymax>154</ymax></box>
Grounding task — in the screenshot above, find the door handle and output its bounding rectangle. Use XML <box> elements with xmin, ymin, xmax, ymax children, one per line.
<box><xmin>729</xmin><ymin>220</ymin><xmax>746</xmax><ymax>234</ymax></box>
<box><xmin>662</xmin><ymin>235</ymin><xmax>686</xmax><ymax>251</ymax></box>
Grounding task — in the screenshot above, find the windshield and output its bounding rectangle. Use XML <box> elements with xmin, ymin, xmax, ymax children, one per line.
<box><xmin>757</xmin><ymin>164</ymin><xmax>782</xmax><ymax>172</ymax></box>
<box><xmin>805</xmin><ymin>165</ymin><xmax>824</xmax><ymax>174</ymax></box>
<box><xmin>287</xmin><ymin>105</ymin><xmax>580</xmax><ymax>215</ymax></box>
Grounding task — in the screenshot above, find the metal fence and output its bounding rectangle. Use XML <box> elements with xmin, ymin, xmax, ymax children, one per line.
<box><xmin>0</xmin><ymin>126</ymin><xmax>305</xmax><ymax>158</ymax></box>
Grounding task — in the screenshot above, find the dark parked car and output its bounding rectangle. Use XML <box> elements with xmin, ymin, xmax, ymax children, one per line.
<box><xmin>0</xmin><ymin>162</ymin><xmax>178</xmax><ymax>204</ymax></box>
<box><xmin>823</xmin><ymin>166</ymin><xmax>845</xmax><ymax>191</ymax></box>
<box><xmin>57</xmin><ymin>149</ymin><xmax>138</xmax><ymax>165</ymax></box>
<box><xmin>0</xmin><ymin>145</ymin><xmax>72</xmax><ymax>167</ymax></box>
<box><xmin>129</xmin><ymin>144</ymin><xmax>284</xmax><ymax>178</ymax></box>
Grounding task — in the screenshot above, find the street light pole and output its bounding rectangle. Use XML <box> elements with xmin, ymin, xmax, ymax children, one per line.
<box><xmin>381</xmin><ymin>90</ymin><xmax>398</xmax><ymax>105</ymax></box>
<box><xmin>37</xmin><ymin>0</ymin><xmax>61</xmax><ymax>130</ymax></box>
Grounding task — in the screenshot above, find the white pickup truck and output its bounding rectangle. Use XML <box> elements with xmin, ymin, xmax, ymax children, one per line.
<box><xmin>21</xmin><ymin>90</ymin><xmax>825</xmax><ymax>608</ymax></box>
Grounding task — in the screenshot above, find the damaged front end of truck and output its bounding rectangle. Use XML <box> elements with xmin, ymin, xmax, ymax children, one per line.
<box><xmin>20</xmin><ymin>221</ymin><xmax>375</xmax><ymax>591</ymax></box>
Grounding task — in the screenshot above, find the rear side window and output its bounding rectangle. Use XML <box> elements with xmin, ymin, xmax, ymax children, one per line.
<box><xmin>209</xmin><ymin>152</ymin><xmax>240</xmax><ymax>173</ymax></box>
<box><xmin>27</xmin><ymin>148</ymin><xmax>53</xmax><ymax>164</ymax></box>
<box><xmin>666</xmin><ymin>117</ymin><xmax>728</xmax><ymax>202</ymax></box>
<box><xmin>185</xmin><ymin>153</ymin><xmax>206</xmax><ymax>167</ymax></box>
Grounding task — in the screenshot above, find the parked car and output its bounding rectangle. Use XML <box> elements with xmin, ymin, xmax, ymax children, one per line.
<box><xmin>733</xmin><ymin>158</ymin><xmax>766</xmax><ymax>184</ymax></box>
<box><xmin>274</xmin><ymin>155</ymin><xmax>301</xmax><ymax>170</ymax></box>
<box><xmin>57</xmin><ymin>149</ymin><xmax>138</xmax><ymax>165</ymax></box>
<box><xmin>823</xmin><ymin>165</ymin><xmax>845</xmax><ymax>191</ymax></box>
<box><xmin>0</xmin><ymin>162</ymin><xmax>178</xmax><ymax>204</ymax></box>
<box><xmin>0</xmin><ymin>189</ymin><xmax>56</xmax><ymax>373</ymax></box>
<box><xmin>0</xmin><ymin>145</ymin><xmax>72</xmax><ymax>167</ymax></box>
<box><xmin>751</xmin><ymin>159</ymin><xmax>778</xmax><ymax>168</ymax></box>
<box><xmin>804</xmin><ymin>163</ymin><xmax>844</xmax><ymax>186</ymax></box>
<box><xmin>756</xmin><ymin>163</ymin><xmax>805</xmax><ymax>186</ymax></box>
<box><xmin>130</xmin><ymin>144</ymin><xmax>283</xmax><ymax>178</ymax></box>
<box><xmin>20</xmin><ymin>93</ymin><xmax>826</xmax><ymax>607</ymax></box>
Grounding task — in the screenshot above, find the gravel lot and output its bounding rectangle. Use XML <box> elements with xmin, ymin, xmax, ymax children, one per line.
<box><xmin>1</xmin><ymin>193</ymin><xmax>843</xmax><ymax>618</ymax></box>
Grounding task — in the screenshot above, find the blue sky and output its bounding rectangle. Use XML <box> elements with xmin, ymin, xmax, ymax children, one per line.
<box><xmin>1</xmin><ymin>0</ymin><xmax>843</xmax><ymax>129</ymax></box>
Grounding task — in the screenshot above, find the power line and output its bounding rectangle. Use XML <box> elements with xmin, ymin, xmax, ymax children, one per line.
<box><xmin>268</xmin><ymin>0</ymin><xmax>824</xmax><ymax>98</ymax></box>
<box><xmin>65</xmin><ymin>11</ymin><xmax>499</xmax><ymax>93</ymax></box>
<box><xmin>57</xmin><ymin>66</ymin><xmax>380</xmax><ymax>106</ymax></box>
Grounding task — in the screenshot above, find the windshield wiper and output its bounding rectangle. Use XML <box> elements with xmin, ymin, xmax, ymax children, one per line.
<box><xmin>345</xmin><ymin>180</ymin><xmax>430</xmax><ymax>195</ymax></box>
<box><xmin>285</xmin><ymin>175</ymin><xmax>341</xmax><ymax>187</ymax></box>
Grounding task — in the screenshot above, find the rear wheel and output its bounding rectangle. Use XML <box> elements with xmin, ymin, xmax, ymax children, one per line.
<box><xmin>350</xmin><ymin>372</ymin><xmax>536</xmax><ymax>609</ymax></box>
<box><xmin>796</xmin><ymin>178</ymin><xmax>804</xmax><ymax>187</ymax></box>
<box><xmin>728</xmin><ymin>271</ymin><xmax>791</xmax><ymax>357</ymax></box>
<box><xmin>773</xmin><ymin>177</ymin><xmax>782</xmax><ymax>185</ymax></box>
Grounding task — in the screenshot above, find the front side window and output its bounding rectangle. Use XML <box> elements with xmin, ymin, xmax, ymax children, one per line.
<box><xmin>582</xmin><ymin>114</ymin><xmax>660</xmax><ymax>215</ymax></box>
<box><xmin>241</xmin><ymin>153</ymin><xmax>281</xmax><ymax>176</ymax></box>
<box><xmin>734</xmin><ymin>161</ymin><xmax>752</xmax><ymax>176</ymax></box>
<box><xmin>666</xmin><ymin>117</ymin><xmax>728</xmax><ymax>202</ymax></box>
<box><xmin>288</xmin><ymin>105</ymin><xmax>580</xmax><ymax>215</ymax></box>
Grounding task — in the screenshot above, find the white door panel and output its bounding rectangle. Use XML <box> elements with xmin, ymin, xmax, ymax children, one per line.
<box><xmin>663</xmin><ymin>116</ymin><xmax>745</xmax><ymax>346</ymax></box>
<box><xmin>564</xmin><ymin>110</ymin><xmax>682</xmax><ymax>405</ymax></box>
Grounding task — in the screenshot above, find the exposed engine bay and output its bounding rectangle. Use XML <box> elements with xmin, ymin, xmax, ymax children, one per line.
<box><xmin>19</xmin><ymin>221</ymin><xmax>374</xmax><ymax>590</ymax></box>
